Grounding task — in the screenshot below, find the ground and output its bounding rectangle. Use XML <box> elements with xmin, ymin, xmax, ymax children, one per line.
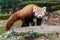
<box><xmin>0</xmin><ymin>20</ymin><xmax>60</xmax><ymax>40</ymax></box>
<box><xmin>0</xmin><ymin>11</ymin><xmax>60</xmax><ymax>40</ymax></box>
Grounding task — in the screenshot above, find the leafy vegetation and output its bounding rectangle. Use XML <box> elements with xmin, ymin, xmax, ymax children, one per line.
<box><xmin>0</xmin><ymin>29</ymin><xmax>60</xmax><ymax>40</ymax></box>
<box><xmin>55</xmin><ymin>5</ymin><xmax>60</xmax><ymax>10</ymax></box>
<box><xmin>18</xmin><ymin>1</ymin><xmax>60</xmax><ymax>9</ymax></box>
<box><xmin>0</xmin><ymin>0</ymin><xmax>60</xmax><ymax>14</ymax></box>
<box><xmin>0</xmin><ymin>14</ymin><xmax>11</xmax><ymax>20</ymax></box>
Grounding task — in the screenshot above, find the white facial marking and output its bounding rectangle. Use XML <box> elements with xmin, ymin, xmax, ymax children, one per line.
<box><xmin>37</xmin><ymin>14</ymin><xmax>43</xmax><ymax>18</ymax></box>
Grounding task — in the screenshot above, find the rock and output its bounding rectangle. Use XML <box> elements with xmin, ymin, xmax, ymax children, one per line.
<box><xmin>24</xmin><ymin>34</ymin><xmax>34</xmax><ymax>40</ymax></box>
<box><xmin>57</xmin><ymin>33</ymin><xmax>60</xmax><ymax>38</ymax></box>
<box><xmin>0</xmin><ymin>25</ymin><xmax>2</xmax><ymax>27</ymax></box>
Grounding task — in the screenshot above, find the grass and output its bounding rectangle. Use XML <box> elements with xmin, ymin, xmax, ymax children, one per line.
<box><xmin>0</xmin><ymin>20</ymin><xmax>22</xmax><ymax>35</ymax></box>
<box><xmin>0</xmin><ymin>26</ymin><xmax>6</xmax><ymax>35</ymax></box>
<box><xmin>0</xmin><ymin>14</ymin><xmax>10</xmax><ymax>20</ymax></box>
<box><xmin>0</xmin><ymin>21</ymin><xmax>6</xmax><ymax>35</ymax></box>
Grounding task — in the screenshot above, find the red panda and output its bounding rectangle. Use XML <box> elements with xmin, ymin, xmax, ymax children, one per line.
<box><xmin>6</xmin><ymin>4</ymin><xmax>46</xmax><ymax>31</ymax></box>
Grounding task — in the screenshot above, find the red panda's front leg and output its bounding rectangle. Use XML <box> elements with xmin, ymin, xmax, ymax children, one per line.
<box><xmin>6</xmin><ymin>13</ymin><xmax>19</xmax><ymax>31</ymax></box>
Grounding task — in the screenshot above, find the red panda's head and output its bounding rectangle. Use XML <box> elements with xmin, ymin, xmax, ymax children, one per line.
<box><xmin>33</xmin><ymin>6</ymin><xmax>47</xmax><ymax>18</ymax></box>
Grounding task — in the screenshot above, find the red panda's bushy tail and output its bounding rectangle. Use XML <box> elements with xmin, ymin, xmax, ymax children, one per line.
<box><xmin>6</xmin><ymin>13</ymin><xmax>19</xmax><ymax>31</ymax></box>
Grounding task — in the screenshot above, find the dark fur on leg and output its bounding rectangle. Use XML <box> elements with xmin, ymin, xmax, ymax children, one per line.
<box><xmin>36</xmin><ymin>18</ymin><xmax>42</xmax><ymax>26</ymax></box>
<box><xmin>21</xmin><ymin>19</ymin><xmax>29</xmax><ymax>27</ymax></box>
<box><xmin>21</xmin><ymin>14</ymin><xmax>35</xmax><ymax>27</ymax></box>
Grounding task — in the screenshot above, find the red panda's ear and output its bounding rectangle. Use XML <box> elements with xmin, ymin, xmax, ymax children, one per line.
<box><xmin>33</xmin><ymin>7</ymin><xmax>37</xmax><ymax>12</ymax></box>
<box><xmin>42</xmin><ymin>7</ymin><xmax>46</xmax><ymax>12</ymax></box>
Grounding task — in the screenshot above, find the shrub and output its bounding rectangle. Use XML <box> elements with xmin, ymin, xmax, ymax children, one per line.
<box><xmin>0</xmin><ymin>14</ymin><xmax>11</xmax><ymax>20</ymax></box>
<box><xmin>55</xmin><ymin>5</ymin><xmax>60</xmax><ymax>10</ymax></box>
<box><xmin>18</xmin><ymin>1</ymin><xmax>53</xmax><ymax>8</ymax></box>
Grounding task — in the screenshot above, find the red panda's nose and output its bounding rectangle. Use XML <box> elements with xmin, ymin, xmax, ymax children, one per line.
<box><xmin>39</xmin><ymin>16</ymin><xmax>41</xmax><ymax>18</ymax></box>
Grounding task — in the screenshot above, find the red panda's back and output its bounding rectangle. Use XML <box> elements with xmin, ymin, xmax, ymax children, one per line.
<box><xmin>15</xmin><ymin>4</ymin><xmax>41</xmax><ymax>19</ymax></box>
<box><xmin>21</xmin><ymin>4</ymin><xmax>34</xmax><ymax>14</ymax></box>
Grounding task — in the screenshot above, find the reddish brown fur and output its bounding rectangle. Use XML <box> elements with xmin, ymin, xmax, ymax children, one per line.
<box><xmin>6</xmin><ymin>13</ymin><xmax>19</xmax><ymax>31</ymax></box>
